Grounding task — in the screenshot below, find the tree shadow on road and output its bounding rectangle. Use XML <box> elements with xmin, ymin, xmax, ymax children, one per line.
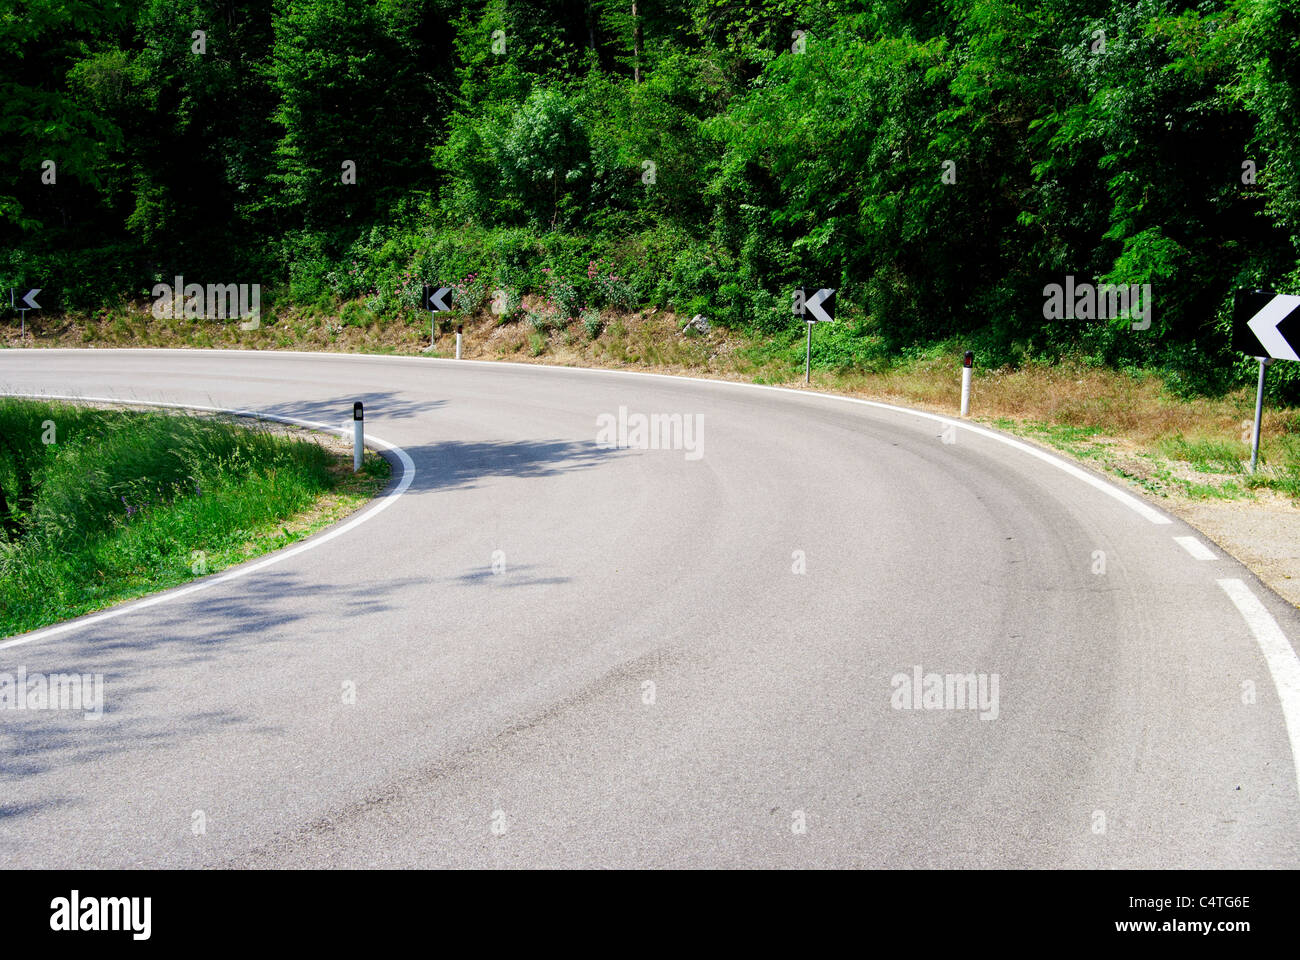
<box><xmin>234</xmin><ymin>394</ymin><xmax>626</xmax><ymax>496</ymax></box>
<box><xmin>0</xmin><ymin>569</ymin><xmax>426</xmax><ymax>801</ymax></box>
<box><xmin>256</xmin><ymin>392</ymin><xmax>444</xmax><ymax>426</ymax></box>
<box><xmin>447</xmin><ymin>563</ymin><xmax>572</xmax><ymax>588</ymax></box>
<box><xmin>396</xmin><ymin>437</ymin><xmax>623</xmax><ymax>494</ymax></box>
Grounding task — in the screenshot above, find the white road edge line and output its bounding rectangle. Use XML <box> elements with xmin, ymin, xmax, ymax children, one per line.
<box><xmin>12</xmin><ymin>348</ymin><xmax>1173</xmax><ymax>526</ymax></box>
<box><xmin>494</xmin><ymin>366</ymin><xmax>1174</xmax><ymax>523</ymax></box>
<box><xmin>1174</xmin><ymin>536</ymin><xmax>1218</xmax><ymax>560</ymax></box>
<box><xmin>0</xmin><ymin>392</ymin><xmax>415</xmax><ymax>652</ymax></box>
<box><xmin>1217</xmin><ymin>578</ymin><xmax>1300</xmax><ymax>800</ymax></box>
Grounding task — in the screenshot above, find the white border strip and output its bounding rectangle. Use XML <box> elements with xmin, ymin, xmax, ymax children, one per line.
<box><xmin>1174</xmin><ymin>536</ymin><xmax>1217</xmax><ymax>560</ymax></box>
<box><xmin>0</xmin><ymin>392</ymin><xmax>415</xmax><ymax>651</ymax></box>
<box><xmin>1218</xmin><ymin>578</ymin><xmax>1300</xmax><ymax>799</ymax></box>
<box><xmin>5</xmin><ymin>349</ymin><xmax>1174</xmax><ymax>525</ymax></box>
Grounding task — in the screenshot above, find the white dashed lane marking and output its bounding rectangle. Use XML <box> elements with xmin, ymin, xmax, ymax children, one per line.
<box><xmin>1174</xmin><ymin>536</ymin><xmax>1218</xmax><ymax>560</ymax></box>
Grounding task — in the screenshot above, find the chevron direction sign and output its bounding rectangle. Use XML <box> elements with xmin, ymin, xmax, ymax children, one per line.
<box><xmin>795</xmin><ymin>287</ymin><xmax>835</xmax><ymax>324</ymax></box>
<box><xmin>424</xmin><ymin>285</ymin><xmax>453</xmax><ymax>312</ymax></box>
<box><xmin>1233</xmin><ymin>289</ymin><xmax>1300</xmax><ymax>361</ymax></box>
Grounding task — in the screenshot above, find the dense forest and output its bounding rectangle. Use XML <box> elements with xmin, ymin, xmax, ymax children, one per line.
<box><xmin>2</xmin><ymin>1</ymin><xmax>1298</xmax><ymax>395</ymax></box>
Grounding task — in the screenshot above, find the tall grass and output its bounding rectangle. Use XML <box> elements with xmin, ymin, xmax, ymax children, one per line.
<box><xmin>0</xmin><ymin>399</ymin><xmax>364</xmax><ymax>637</ymax></box>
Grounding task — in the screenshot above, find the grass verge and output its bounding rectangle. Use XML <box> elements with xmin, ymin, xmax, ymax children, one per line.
<box><xmin>0</xmin><ymin>398</ymin><xmax>390</xmax><ymax>637</ymax></box>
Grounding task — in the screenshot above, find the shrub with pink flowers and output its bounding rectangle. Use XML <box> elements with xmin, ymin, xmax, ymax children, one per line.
<box><xmin>588</xmin><ymin>259</ymin><xmax>636</xmax><ymax>310</ymax></box>
<box><xmin>534</xmin><ymin>266</ymin><xmax>580</xmax><ymax>319</ymax></box>
<box><xmin>451</xmin><ymin>272</ymin><xmax>487</xmax><ymax>313</ymax></box>
<box><xmin>525</xmin><ymin>286</ymin><xmax>563</xmax><ymax>331</ymax></box>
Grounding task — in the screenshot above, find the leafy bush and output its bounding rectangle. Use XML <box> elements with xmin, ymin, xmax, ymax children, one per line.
<box><xmin>580</xmin><ymin>306</ymin><xmax>604</xmax><ymax>339</ymax></box>
<box><xmin>589</xmin><ymin>259</ymin><xmax>637</xmax><ymax>310</ymax></box>
<box><xmin>526</xmin><ymin>302</ymin><xmax>562</xmax><ymax>332</ymax></box>
<box><xmin>340</xmin><ymin>301</ymin><xmax>370</xmax><ymax>327</ymax></box>
<box><xmin>450</xmin><ymin>273</ymin><xmax>487</xmax><ymax>314</ymax></box>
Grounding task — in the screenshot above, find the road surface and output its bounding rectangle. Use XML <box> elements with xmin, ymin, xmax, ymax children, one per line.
<box><xmin>1</xmin><ymin>348</ymin><xmax>1297</xmax><ymax>868</ymax></box>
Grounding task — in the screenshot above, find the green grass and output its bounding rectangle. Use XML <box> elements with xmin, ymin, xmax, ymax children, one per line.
<box><xmin>0</xmin><ymin>399</ymin><xmax>389</xmax><ymax>637</ymax></box>
<box><xmin>1017</xmin><ymin>420</ymin><xmax>1109</xmax><ymax>461</ymax></box>
<box><xmin>985</xmin><ymin>415</ymin><xmax>1296</xmax><ymax>502</ymax></box>
<box><xmin>1155</xmin><ymin>435</ymin><xmax>1247</xmax><ymax>473</ymax></box>
<box><xmin>1241</xmin><ymin>432</ymin><xmax>1300</xmax><ymax>498</ymax></box>
<box><xmin>734</xmin><ymin>320</ymin><xmax>890</xmax><ymax>376</ymax></box>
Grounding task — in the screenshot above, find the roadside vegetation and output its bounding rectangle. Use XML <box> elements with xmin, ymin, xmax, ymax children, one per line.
<box><xmin>3</xmin><ymin>1</ymin><xmax>1299</xmax><ymax>395</ymax></box>
<box><xmin>0</xmin><ymin>399</ymin><xmax>389</xmax><ymax>637</ymax></box>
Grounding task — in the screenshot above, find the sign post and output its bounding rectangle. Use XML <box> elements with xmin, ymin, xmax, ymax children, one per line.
<box><xmin>804</xmin><ymin>319</ymin><xmax>812</xmax><ymax>383</ymax></box>
<box><xmin>794</xmin><ymin>287</ymin><xmax>835</xmax><ymax>384</ymax></box>
<box><xmin>1250</xmin><ymin>357</ymin><xmax>1271</xmax><ymax>473</ymax></box>
<box><xmin>1233</xmin><ymin>289</ymin><xmax>1300</xmax><ymax>472</ymax></box>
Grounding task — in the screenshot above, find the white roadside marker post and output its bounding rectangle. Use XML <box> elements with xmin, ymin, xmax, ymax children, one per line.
<box><xmin>456</xmin><ymin>323</ymin><xmax>463</xmax><ymax>360</ymax></box>
<box><xmin>353</xmin><ymin>401</ymin><xmax>364</xmax><ymax>473</ymax></box>
<box><xmin>961</xmin><ymin>350</ymin><xmax>973</xmax><ymax>417</ymax></box>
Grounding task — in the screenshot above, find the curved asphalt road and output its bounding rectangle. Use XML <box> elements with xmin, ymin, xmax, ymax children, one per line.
<box><xmin>1</xmin><ymin>348</ymin><xmax>1297</xmax><ymax>868</ymax></box>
